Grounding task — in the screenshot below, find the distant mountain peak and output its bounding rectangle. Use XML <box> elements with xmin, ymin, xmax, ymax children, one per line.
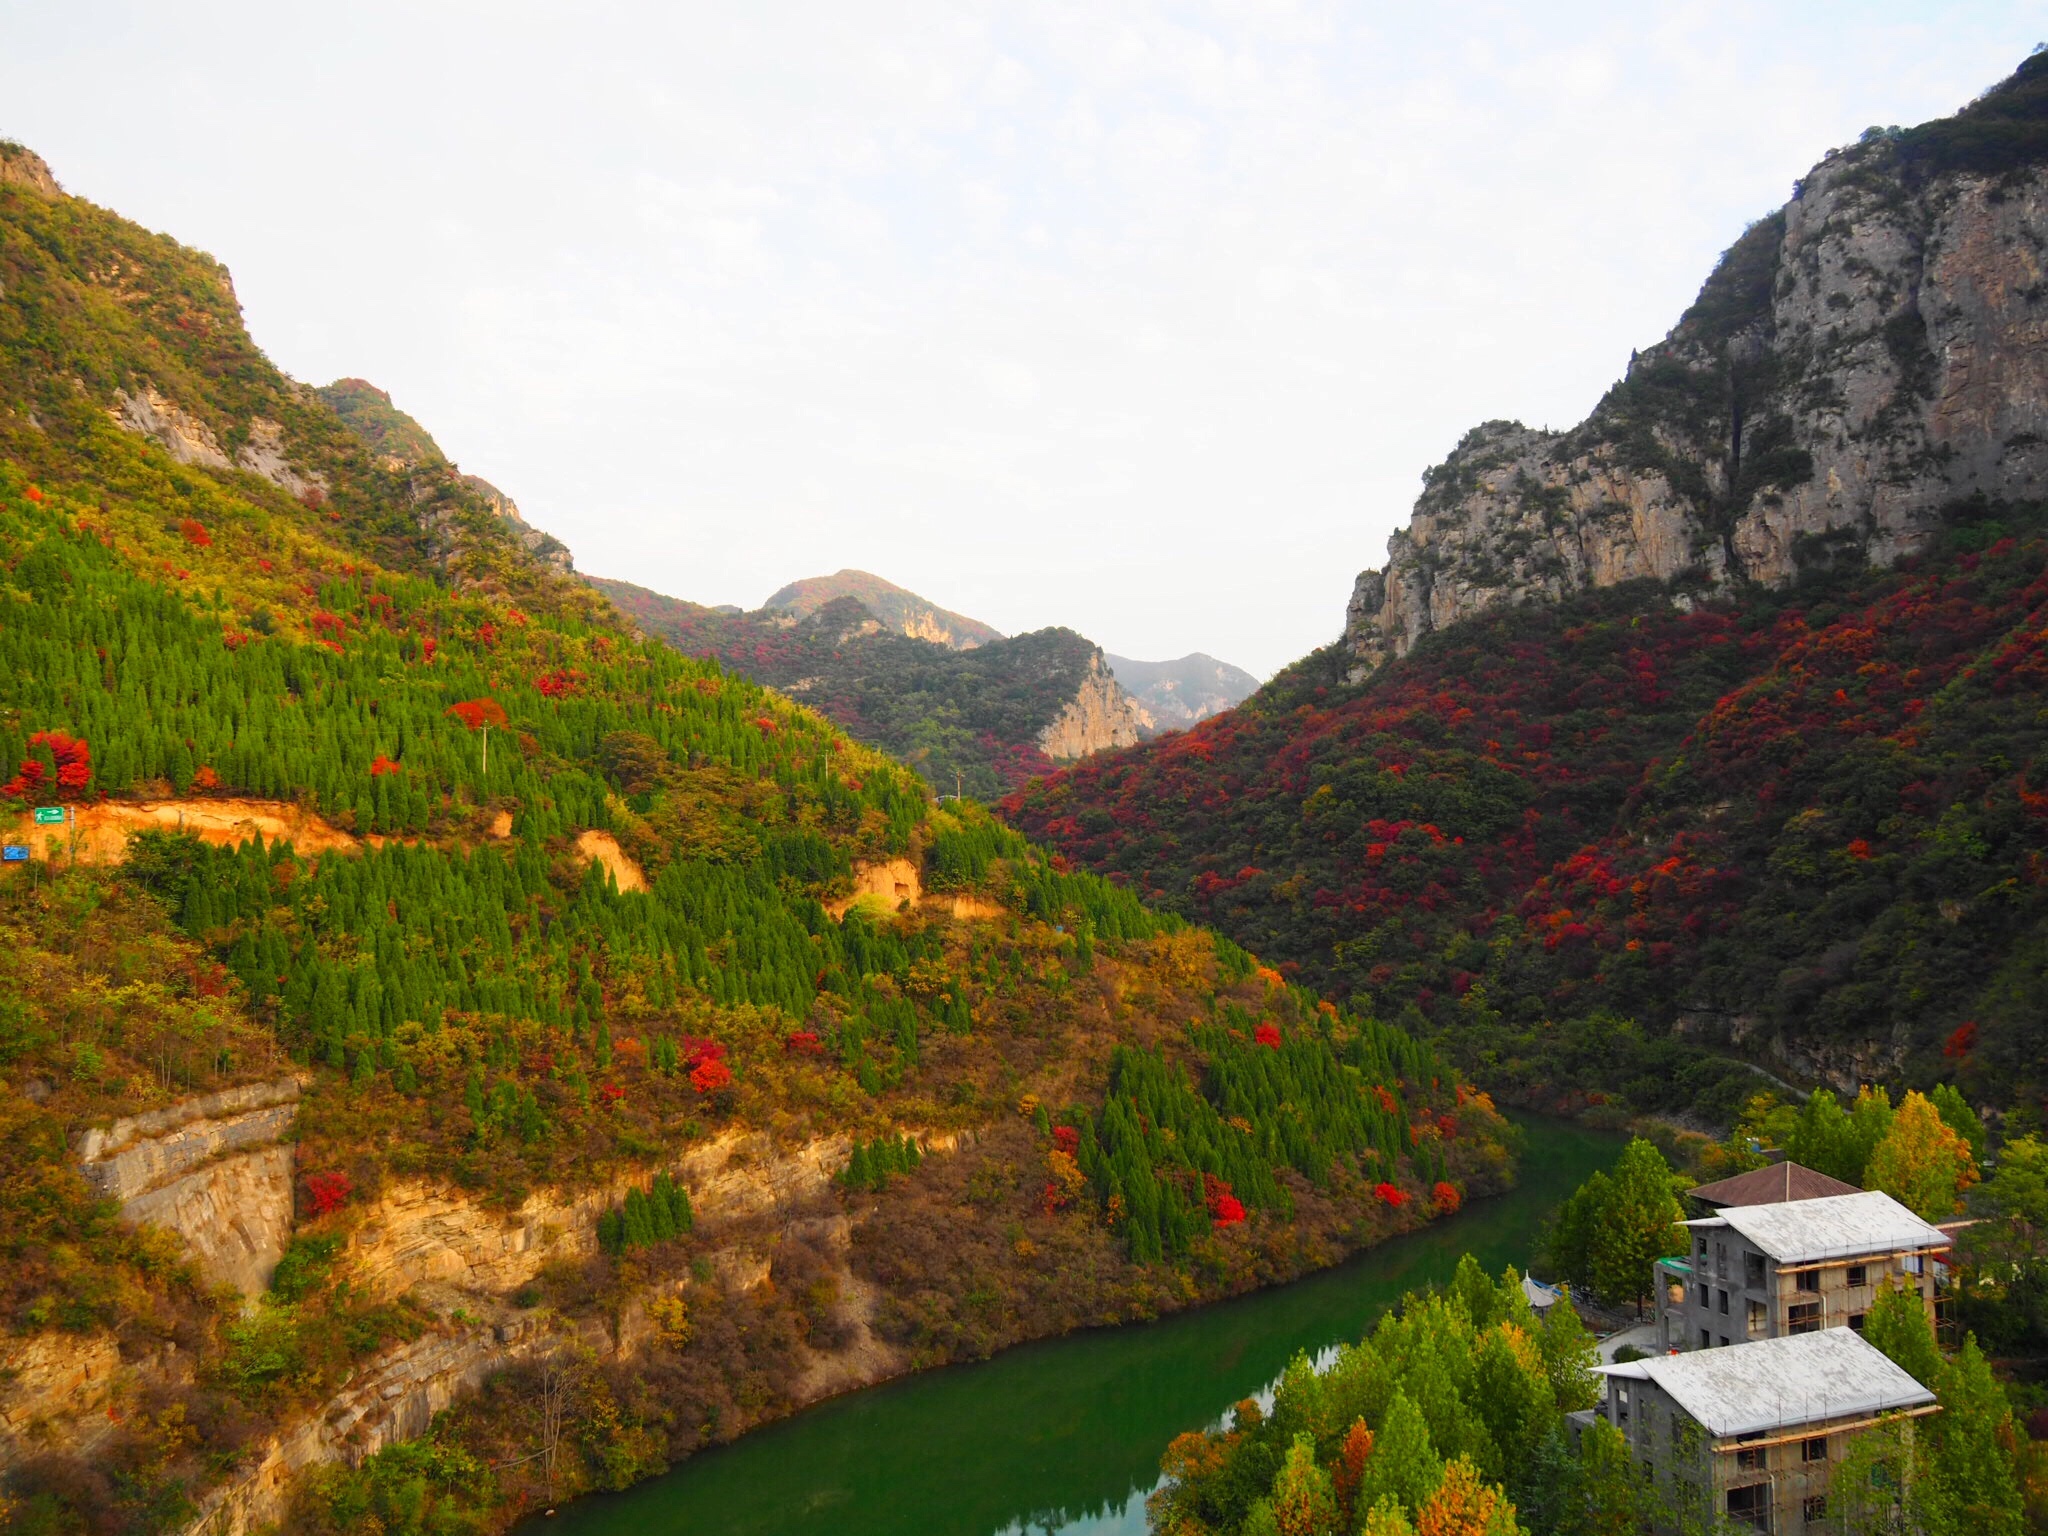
<box><xmin>1105</xmin><ymin>652</ymin><xmax>1260</xmax><ymax>734</ymax></box>
<box><xmin>762</xmin><ymin>570</ymin><xmax>1003</xmax><ymax>650</ymax></box>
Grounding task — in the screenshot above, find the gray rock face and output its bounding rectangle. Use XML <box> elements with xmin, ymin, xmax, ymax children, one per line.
<box><xmin>1343</xmin><ymin>104</ymin><xmax>2048</xmax><ymax>678</ymax></box>
<box><xmin>77</xmin><ymin>1077</ymin><xmax>300</xmax><ymax>1297</ymax></box>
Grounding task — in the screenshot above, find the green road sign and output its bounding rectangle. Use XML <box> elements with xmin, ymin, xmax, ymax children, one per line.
<box><xmin>32</xmin><ymin>806</ymin><xmax>64</xmax><ymax>824</ymax></box>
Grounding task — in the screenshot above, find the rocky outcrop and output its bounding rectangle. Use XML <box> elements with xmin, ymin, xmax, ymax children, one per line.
<box><xmin>111</xmin><ymin>387</ymin><xmax>330</xmax><ymax>499</ymax></box>
<box><xmin>175</xmin><ymin>1124</ymin><xmax>934</xmax><ymax>1536</ymax></box>
<box><xmin>0</xmin><ymin>1332</ymin><xmax>121</xmax><ymax>1471</ymax></box>
<box><xmin>0</xmin><ymin>142</ymin><xmax>62</xmax><ymax>197</ymax></box>
<box><xmin>178</xmin><ymin>1307</ymin><xmax>572</xmax><ymax>1536</ymax></box>
<box><xmin>1343</xmin><ymin>63</ymin><xmax>2048</xmax><ymax>678</ymax></box>
<box><xmin>1037</xmin><ymin>652</ymin><xmax>1145</xmax><ymax>760</ymax></box>
<box><xmin>348</xmin><ymin>1127</ymin><xmax>854</xmax><ymax>1303</ymax></box>
<box><xmin>827</xmin><ymin>858</ymin><xmax>922</xmax><ymax>917</ymax></box>
<box><xmin>460</xmin><ymin>475</ymin><xmax>575</xmax><ymax>573</ymax></box>
<box><xmin>78</xmin><ymin>1077</ymin><xmax>300</xmax><ymax>1297</ymax></box>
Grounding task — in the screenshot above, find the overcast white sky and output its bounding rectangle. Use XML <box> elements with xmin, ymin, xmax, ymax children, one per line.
<box><xmin>6</xmin><ymin>3</ymin><xmax>2044</xmax><ymax>675</ymax></box>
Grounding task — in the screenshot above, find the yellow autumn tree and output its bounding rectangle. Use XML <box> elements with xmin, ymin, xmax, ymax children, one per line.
<box><xmin>1866</xmin><ymin>1090</ymin><xmax>1979</xmax><ymax>1219</ymax></box>
<box><xmin>1415</xmin><ymin>1458</ymin><xmax>1523</xmax><ymax>1536</ymax></box>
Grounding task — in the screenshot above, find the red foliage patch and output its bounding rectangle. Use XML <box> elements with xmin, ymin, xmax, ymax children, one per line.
<box><xmin>689</xmin><ymin>1056</ymin><xmax>733</xmax><ymax>1094</ymax></box>
<box><xmin>1052</xmin><ymin>1125</ymin><xmax>1081</xmax><ymax>1156</ymax></box>
<box><xmin>446</xmin><ymin>698</ymin><xmax>509</xmax><ymax>731</ymax></box>
<box><xmin>1253</xmin><ymin>1022</ymin><xmax>1282</xmax><ymax>1050</ymax></box>
<box><xmin>4</xmin><ymin>731</ymin><xmax>91</xmax><ymax>800</ymax></box>
<box><xmin>534</xmin><ymin>669</ymin><xmax>586</xmax><ymax>698</ymax></box>
<box><xmin>23</xmin><ymin>486</ymin><xmax>43</xmax><ymax>503</ymax></box>
<box><xmin>304</xmin><ymin>1171</ymin><xmax>354</xmax><ymax>1216</ymax></box>
<box><xmin>191</xmin><ymin>765</ymin><xmax>220</xmax><ymax>791</ymax></box>
<box><xmin>596</xmin><ymin>1081</ymin><xmax>626</xmax><ymax>1107</ymax></box>
<box><xmin>1203</xmin><ymin>1173</ymin><xmax>1247</xmax><ymax>1227</ymax></box>
<box><xmin>1374</xmin><ymin>1181</ymin><xmax>1407</xmax><ymax>1208</ymax></box>
<box><xmin>784</xmin><ymin>1029</ymin><xmax>825</xmax><ymax>1055</ymax></box>
<box><xmin>1432</xmin><ymin>1181</ymin><xmax>1462</xmax><ymax>1214</ymax></box>
<box><xmin>369</xmin><ymin>756</ymin><xmax>401</xmax><ymax>777</ymax></box>
<box><xmin>178</xmin><ymin>518</ymin><xmax>212</xmax><ymax>547</ymax></box>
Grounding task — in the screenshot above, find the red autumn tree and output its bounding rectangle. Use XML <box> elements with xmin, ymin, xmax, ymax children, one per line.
<box><xmin>304</xmin><ymin>1171</ymin><xmax>354</xmax><ymax>1215</ymax></box>
<box><xmin>369</xmin><ymin>755</ymin><xmax>401</xmax><ymax>777</ymax></box>
<box><xmin>179</xmin><ymin>518</ymin><xmax>212</xmax><ymax>547</ymax></box>
<box><xmin>690</xmin><ymin>1056</ymin><xmax>733</xmax><ymax>1094</ymax></box>
<box><xmin>1254</xmin><ymin>1022</ymin><xmax>1282</xmax><ymax>1050</ymax></box>
<box><xmin>1432</xmin><ymin>1181</ymin><xmax>1462</xmax><ymax>1214</ymax></box>
<box><xmin>446</xmin><ymin>697</ymin><xmax>509</xmax><ymax>775</ymax></box>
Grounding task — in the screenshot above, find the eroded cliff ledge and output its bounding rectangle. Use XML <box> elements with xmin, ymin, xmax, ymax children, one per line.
<box><xmin>1344</xmin><ymin>61</ymin><xmax>2048</xmax><ymax>677</ymax></box>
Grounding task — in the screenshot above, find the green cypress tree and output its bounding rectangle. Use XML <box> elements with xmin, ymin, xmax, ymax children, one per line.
<box><xmin>1355</xmin><ymin>1389</ymin><xmax>1443</xmax><ymax>1517</ymax></box>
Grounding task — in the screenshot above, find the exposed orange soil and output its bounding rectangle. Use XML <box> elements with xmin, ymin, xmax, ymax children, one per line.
<box><xmin>573</xmin><ymin>830</ymin><xmax>650</xmax><ymax>892</ymax></box>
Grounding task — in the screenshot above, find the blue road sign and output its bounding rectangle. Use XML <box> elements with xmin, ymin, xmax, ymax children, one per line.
<box><xmin>2</xmin><ymin>845</ymin><xmax>30</xmax><ymax>862</ymax></box>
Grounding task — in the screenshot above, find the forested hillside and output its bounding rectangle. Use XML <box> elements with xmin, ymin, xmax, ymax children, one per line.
<box><xmin>0</xmin><ymin>147</ymin><xmax>1505</xmax><ymax>1534</ymax></box>
<box><xmin>594</xmin><ymin>575</ymin><xmax>1136</xmax><ymax>796</ymax></box>
<box><xmin>1010</xmin><ymin>496</ymin><xmax>2048</xmax><ymax>1124</ymax></box>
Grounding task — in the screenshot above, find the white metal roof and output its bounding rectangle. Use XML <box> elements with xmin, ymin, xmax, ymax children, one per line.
<box><xmin>1684</xmin><ymin>1190</ymin><xmax>1951</xmax><ymax>1264</ymax></box>
<box><xmin>1597</xmin><ymin>1329</ymin><xmax>1936</xmax><ymax>1437</ymax></box>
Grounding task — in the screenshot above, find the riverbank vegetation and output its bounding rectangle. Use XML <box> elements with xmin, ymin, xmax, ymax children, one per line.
<box><xmin>1146</xmin><ymin>1255</ymin><xmax>2040</xmax><ymax>1536</ymax></box>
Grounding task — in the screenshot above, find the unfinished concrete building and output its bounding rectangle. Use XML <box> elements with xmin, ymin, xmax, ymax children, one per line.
<box><xmin>1593</xmin><ymin>1328</ymin><xmax>1937</xmax><ymax>1532</ymax></box>
<box><xmin>1656</xmin><ymin>1190</ymin><xmax>1951</xmax><ymax>1353</ymax></box>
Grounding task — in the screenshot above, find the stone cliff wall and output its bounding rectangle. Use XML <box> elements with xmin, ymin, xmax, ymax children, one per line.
<box><xmin>78</xmin><ymin>1076</ymin><xmax>300</xmax><ymax>1297</ymax></box>
<box><xmin>171</xmin><ymin>1123</ymin><xmax>950</xmax><ymax>1535</ymax></box>
<box><xmin>1343</xmin><ymin>117</ymin><xmax>2048</xmax><ymax>677</ymax></box>
<box><xmin>1037</xmin><ymin>653</ymin><xmax>1145</xmax><ymax>760</ymax></box>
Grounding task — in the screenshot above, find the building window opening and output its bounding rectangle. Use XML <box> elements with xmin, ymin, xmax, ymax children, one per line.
<box><xmin>1802</xmin><ymin>1436</ymin><xmax>1828</xmax><ymax>1463</ymax></box>
<box><xmin>1719</xmin><ymin>1289</ymin><xmax>1731</xmax><ymax>1314</ymax></box>
<box><xmin>1803</xmin><ymin>1494</ymin><xmax>1828</xmax><ymax>1523</ymax></box>
<box><xmin>1736</xmin><ymin>1440</ymin><xmax>1769</xmax><ymax>1472</ymax></box>
<box><xmin>1745</xmin><ymin>1252</ymin><xmax>1766</xmax><ymax>1288</ymax></box>
<box><xmin>1797</xmin><ymin>1268</ymin><xmax>1821</xmax><ymax>1293</ymax></box>
<box><xmin>1847</xmin><ymin>1263</ymin><xmax>1867</xmax><ymax>1287</ymax></box>
<box><xmin>1849</xmin><ymin>1311</ymin><xmax>1867</xmax><ymax>1333</ymax></box>
<box><xmin>1728</xmin><ymin>1483</ymin><xmax>1770</xmax><ymax>1529</ymax></box>
<box><xmin>1788</xmin><ymin>1301</ymin><xmax>1822</xmax><ymax>1334</ymax></box>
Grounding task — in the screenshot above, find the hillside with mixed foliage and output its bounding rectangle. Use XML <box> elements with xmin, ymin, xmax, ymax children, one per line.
<box><xmin>1011</xmin><ymin>495</ymin><xmax>2048</xmax><ymax>1124</ymax></box>
<box><xmin>594</xmin><ymin>575</ymin><xmax>1128</xmax><ymax>796</ymax></box>
<box><xmin>761</xmin><ymin>568</ymin><xmax>1004</xmax><ymax>649</ymax></box>
<box><xmin>0</xmin><ymin>148</ymin><xmax>1507</xmax><ymax>1534</ymax></box>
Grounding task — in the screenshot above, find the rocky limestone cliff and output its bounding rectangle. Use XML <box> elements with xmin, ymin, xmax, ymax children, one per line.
<box><xmin>1344</xmin><ymin>58</ymin><xmax>2048</xmax><ymax>677</ymax></box>
<box><xmin>77</xmin><ymin>1077</ymin><xmax>300</xmax><ymax>1297</ymax></box>
<box><xmin>1036</xmin><ymin>652</ymin><xmax>1146</xmax><ymax>760</ymax></box>
<box><xmin>0</xmin><ymin>1332</ymin><xmax>122</xmax><ymax>1472</ymax></box>
<box><xmin>171</xmin><ymin>1122</ymin><xmax>946</xmax><ymax>1536</ymax></box>
<box><xmin>0</xmin><ymin>141</ymin><xmax>62</xmax><ymax>197</ymax></box>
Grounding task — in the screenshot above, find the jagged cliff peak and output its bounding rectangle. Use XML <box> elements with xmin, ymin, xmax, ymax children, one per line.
<box><xmin>764</xmin><ymin>569</ymin><xmax>1005</xmax><ymax>649</ymax></box>
<box><xmin>0</xmin><ymin>141</ymin><xmax>61</xmax><ymax>198</ymax></box>
<box><xmin>1344</xmin><ymin>52</ymin><xmax>2048</xmax><ymax>678</ymax></box>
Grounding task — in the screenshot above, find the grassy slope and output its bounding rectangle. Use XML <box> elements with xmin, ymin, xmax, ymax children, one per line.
<box><xmin>0</xmin><ymin>160</ymin><xmax>1507</xmax><ymax>1533</ymax></box>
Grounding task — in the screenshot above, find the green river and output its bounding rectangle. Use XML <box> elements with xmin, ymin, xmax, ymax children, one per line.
<box><xmin>529</xmin><ymin>1116</ymin><xmax>1615</xmax><ymax>1536</ymax></box>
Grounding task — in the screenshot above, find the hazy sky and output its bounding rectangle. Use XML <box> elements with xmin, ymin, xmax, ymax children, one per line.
<box><xmin>6</xmin><ymin>4</ymin><xmax>2043</xmax><ymax>675</ymax></box>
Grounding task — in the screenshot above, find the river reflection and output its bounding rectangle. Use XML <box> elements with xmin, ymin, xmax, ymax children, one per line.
<box><xmin>526</xmin><ymin>1115</ymin><xmax>1615</xmax><ymax>1536</ymax></box>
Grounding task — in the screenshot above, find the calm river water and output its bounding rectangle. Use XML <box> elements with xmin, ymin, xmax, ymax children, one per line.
<box><xmin>526</xmin><ymin>1115</ymin><xmax>1615</xmax><ymax>1536</ymax></box>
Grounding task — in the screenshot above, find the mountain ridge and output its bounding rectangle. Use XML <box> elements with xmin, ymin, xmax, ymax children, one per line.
<box><xmin>763</xmin><ymin>568</ymin><xmax>1003</xmax><ymax>650</ymax></box>
<box><xmin>1010</xmin><ymin>55</ymin><xmax>2048</xmax><ymax>1126</ymax></box>
<box><xmin>1344</xmin><ymin>52</ymin><xmax>2048</xmax><ymax>679</ymax></box>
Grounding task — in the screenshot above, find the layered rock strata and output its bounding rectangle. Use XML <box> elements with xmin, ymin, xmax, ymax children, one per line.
<box><xmin>78</xmin><ymin>1076</ymin><xmax>300</xmax><ymax>1296</ymax></box>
